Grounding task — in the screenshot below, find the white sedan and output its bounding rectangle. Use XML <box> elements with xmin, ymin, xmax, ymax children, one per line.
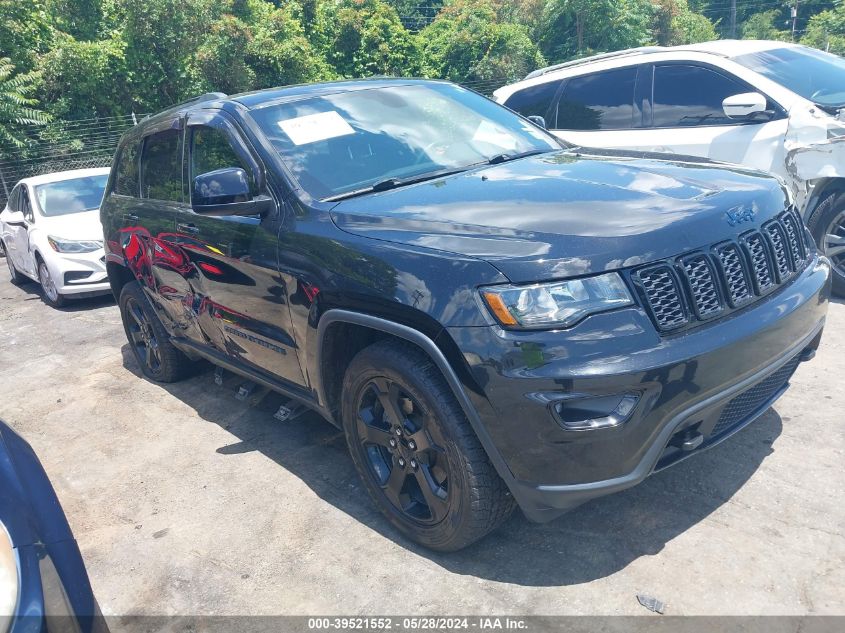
<box><xmin>0</xmin><ymin>168</ymin><xmax>111</xmax><ymax>307</ymax></box>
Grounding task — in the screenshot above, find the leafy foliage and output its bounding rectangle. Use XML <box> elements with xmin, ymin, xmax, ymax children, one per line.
<box><xmin>0</xmin><ymin>0</ymin><xmax>842</xmax><ymax>147</ymax></box>
<box><xmin>0</xmin><ymin>58</ymin><xmax>49</xmax><ymax>149</ymax></box>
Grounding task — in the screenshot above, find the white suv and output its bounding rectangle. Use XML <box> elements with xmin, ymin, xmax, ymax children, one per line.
<box><xmin>494</xmin><ymin>40</ymin><xmax>845</xmax><ymax>294</ymax></box>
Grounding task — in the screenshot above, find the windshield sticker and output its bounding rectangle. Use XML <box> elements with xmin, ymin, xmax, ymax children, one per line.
<box><xmin>278</xmin><ymin>111</ymin><xmax>355</xmax><ymax>145</ymax></box>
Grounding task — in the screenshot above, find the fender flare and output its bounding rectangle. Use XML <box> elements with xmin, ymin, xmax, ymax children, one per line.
<box><xmin>315</xmin><ymin>309</ymin><xmax>518</xmax><ymax>494</ymax></box>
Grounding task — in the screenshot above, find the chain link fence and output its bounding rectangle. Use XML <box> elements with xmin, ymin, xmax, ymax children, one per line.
<box><xmin>0</xmin><ymin>113</ymin><xmax>144</xmax><ymax>208</ymax></box>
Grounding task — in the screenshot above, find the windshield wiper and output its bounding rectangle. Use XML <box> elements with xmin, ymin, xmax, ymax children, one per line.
<box><xmin>323</xmin><ymin>166</ymin><xmax>475</xmax><ymax>202</ymax></box>
<box><xmin>486</xmin><ymin>149</ymin><xmax>549</xmax><ymax>165</ymax></box>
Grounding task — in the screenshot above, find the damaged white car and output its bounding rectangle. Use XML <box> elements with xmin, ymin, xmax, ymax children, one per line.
<box><xmin>495</xmin><ymin>40</ymin><xmax>845</xmax><ymax>294</ymax></box>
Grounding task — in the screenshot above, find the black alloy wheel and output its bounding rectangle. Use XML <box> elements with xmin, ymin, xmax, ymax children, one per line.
<box><xmin>118</xmin><ymin>281</ymin><xmax>194</xmax><ymax>382</ymax></box>
<box><xmin>342</xmin><ymin>339</ymin><xmax>514</xmax><ymax>551</ymax></box>
<box><xmin>355</xmin><ymin>376</ymin><xmax>451</xmax><ymax>524</ymax></box>
<box><xmin>125</xmin><ymin>294</ymin><xmax>163</xmax><ymax>375</ymax></box>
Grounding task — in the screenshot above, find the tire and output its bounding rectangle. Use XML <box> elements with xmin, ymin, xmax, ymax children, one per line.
<box><xmin>5</xmin><ymin>245</ymin><xmax>23</xmax><ymax>285</ymax></box>
<box><xmin>37</xmin><ymin>258</ymin><xmax>66</xmax><ymax>308</ymax></box>
<box><xmin>808</xmin><ymin>191</ymin><xmax>845</xmax><ymax>296</ymax></box>
<box><xmin>119</xmin><ymin>281</ymin><xmax>194</xmax><ymax>382</ymax></box>
<box><xmin>341</xmin><ymin>339</ymin><xmax>514</xmax><ymax>551</ymax></box>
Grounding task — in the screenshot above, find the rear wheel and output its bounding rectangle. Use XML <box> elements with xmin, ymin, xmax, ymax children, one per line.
<box><xmin>37</xmin><ymin>259</ymin><xmax>65</xmax><ymax>308</ymax></box>
<box><xmin>808</xmin><ymin>191</ymin><xmax>845</xmax><ymax>296</ymax></box>
<box><xmin>119</xmin><ymin>281</ymin><xmax>194</xmax><ymax>382</ymax></box>
<box><xmin>341</xmin><ymin>339</ymin><xmax>514</xmax><ymax>551</ymax></box>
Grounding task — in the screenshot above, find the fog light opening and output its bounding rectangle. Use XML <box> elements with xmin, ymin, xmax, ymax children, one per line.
<box><xmin>553</xmin><ymin>392</ymin><xmax>641</xmax><ymax>431</ymax></box>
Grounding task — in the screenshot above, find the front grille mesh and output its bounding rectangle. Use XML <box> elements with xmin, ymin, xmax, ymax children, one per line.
<box><xmin>681</xmin><ymin>255</ymin><xmax>722</xmax><ymax>318</ymax></box>
<box><xmin>635</xmin><ymin>210</ymin><xmax>809</xmax><ymax>332</ymax></box>
<box><xmin>638</xmin><ymin>266</ymin><xmax>688</xmax><ymax>329</ymax></box>
<box><xmin>710</xmin><ymin>353</ymin><xmax>802</xmax><ymax>437</ymax></box>
<box><xmin>716</xmin><ymin>243</ymin><xmax>753</xmax><ymax>306</ymax></box>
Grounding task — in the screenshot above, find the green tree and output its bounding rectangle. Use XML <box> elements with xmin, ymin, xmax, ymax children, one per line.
<box><xmin>802</xmin><ymin>5</ymin><xmax>845</xmax><ymax>55</ymax></box>
<box><xmin>47</xmin><ymin>0</ymin><xmax>103</xmax><ymax>40</ymax></box>
<box><xmin>540</xmin><ymin>0</ymin><xmax>653</xmax><ymax>61</ymax></box>
<box><xmin>121</xmin><ymin>0</ymin><xmax>221</xmax><ymax>110</ymax></box>
<box><xmin>420</xmin><ymin>0</ymin><xmax>544</xmax><ymax>86</ymax></box>
<box><xmin>652</xmin><ymin>0</ymin><xmax>716</xmax><ymax>45</ymax></box>
<box><xmin>38</xmin><ymin>33</ymin><xmax>128</xmax><ymax>119</ymax></box>
<box><xmin>316</xmin><ymin>0</ymin><xmax>420</xmax><ymax>78</ymax></box>
<box><xmin>0</xmin><ymin>0</ymin><xmax>53</xmax><ymax>72</ymax></box>
<box><xmin>247</xmin><ymin>2</ymin><xmax>334</xmax><ymax>88</ymax></box>
<box><xmin>741</xmin><ymin>10</ymin><xmax>790</xmax><ymax>41</ymax></box>
<box><xmin>0</xmin><ymin>58</ymin><xmax>49</xmax><ymax>149</ymax></box>
<box><xmin>189</xmin><ymin>15</ymin><xmax>256</xmax><ymax>94</ymax></box>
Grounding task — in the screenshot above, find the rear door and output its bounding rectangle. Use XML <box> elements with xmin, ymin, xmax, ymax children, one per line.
<box><xmin>174</xmin><ymin>110</ymin><xmax>304</xmax><ymax>386</ymax></box>
<box><xmin>115</xmin><ymin>120</ymin><xmax>197</xmax><ymax>335</ymax></box>
<box><xmin>548</xmin><ymin>65</ymin><xmax>648</xmax><ymax>150</ymax></box>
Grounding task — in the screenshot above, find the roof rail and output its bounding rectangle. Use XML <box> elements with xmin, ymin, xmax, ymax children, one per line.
<box><xmin>141</xmin><ymin>92</ymin><xmax>228</xmax><ymax>122</ymax></box>
<box><xmin>525</xmin><ymin>47</ymin><xmax>666</xmax><ymax>80</ymax></box>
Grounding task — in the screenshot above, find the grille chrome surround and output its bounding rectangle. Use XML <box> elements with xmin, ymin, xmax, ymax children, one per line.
<box><xmin>634</xmin><ymin>210</ymin><xmax>810</xmax><ymax>333</ymax></box>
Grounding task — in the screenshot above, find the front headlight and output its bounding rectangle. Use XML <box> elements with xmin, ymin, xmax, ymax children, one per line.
<box><xmin>47</xmin><ymin>236</ymin><xmax>103</xmax><ymax>253</ymax></box>
<box><xmin>0</xmin><ymin>521</ymin><xmax>18</xmax><ymax>627</ymax></box>
<box><xmin>480</xmin><ymin>272</ymin><xmax>633</xmax><ymax>329</ymax></box>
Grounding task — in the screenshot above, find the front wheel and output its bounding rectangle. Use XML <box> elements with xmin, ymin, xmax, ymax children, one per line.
<box><xmin>341</xmin><ymin>339</ymin><xmax>514</xmax><ymax>551</ymax></box>
<box><xmin>119</xmin><ymin>281</ymin><xmax>194</xmax><ymax>382</ymax></box>
<box><xmin>38</xmin><ymin>260</ymin><xmax>65</xmax><ymax>308</ymax></box>
<box><xmin>808</xmin><ymin>191</ymin><xmax>845</xmax><ymax>296</ymax></box>
<box><xmin>5</xmin><ymin>247</ymin><xmax>23</xmax><ymax>285</ymax></box>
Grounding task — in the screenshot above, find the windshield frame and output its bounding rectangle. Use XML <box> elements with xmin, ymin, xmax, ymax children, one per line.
<box><xmin>33</xmin><ymin>174</ymin><xmax>109</xmax><ymax>217</ymax></box>
<box><xmin>733</xmin><ymin>45</ymin><xmax>845</xmax><ymax>110</ymax></box>
<box><xmin>247</xmin><ymin>81</ymin><xmax>566</xmax><ymax>203</ymax></box>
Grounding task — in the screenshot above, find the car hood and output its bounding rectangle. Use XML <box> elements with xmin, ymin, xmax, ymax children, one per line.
<box><xmin>36</xmin><ymin>209</ymin><xmax>104</xmax><ymax>241</ymax></box>
<box><xmin>330</xmin><ymin>149</ymin><xmax>789</xmax><ymax>282</ymax></box>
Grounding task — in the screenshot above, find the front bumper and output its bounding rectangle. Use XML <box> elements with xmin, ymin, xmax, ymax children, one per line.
<box><xmin>45</xmin><ymin>249</ymin><xmax>111</xmax><ymax>296</ymax></box>
<box><xmin>448</xmin><ymin>254</ymin><xmax>831</xmax><ymax>522</ymax></box>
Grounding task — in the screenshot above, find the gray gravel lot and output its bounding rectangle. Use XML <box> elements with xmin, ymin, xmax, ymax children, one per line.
<box><xmin>0</xmin><ymin>273</ymin><xmax>843</xmax><ymax>616</ymax></box>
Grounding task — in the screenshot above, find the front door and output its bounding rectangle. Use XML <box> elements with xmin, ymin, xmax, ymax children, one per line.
<box><xmin>173</xmin><ymin>111</ymin><xmax>305</xmax><ymax>387</ymax></box>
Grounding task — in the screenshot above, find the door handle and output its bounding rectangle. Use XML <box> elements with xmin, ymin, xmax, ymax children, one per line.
<box><xmin>177</xmin><ymin>223</ymin><xmax>200</xmax><ymax>235</ymax></box>
<box><xmin>123</xmin><ymin>213</ymin><xmax>139</xmax><ymax>223</ymax></box>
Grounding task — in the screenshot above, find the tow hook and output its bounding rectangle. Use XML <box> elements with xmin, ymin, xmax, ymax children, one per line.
<box><xmin>672</xmin><ymin>428</ymin><xmax>704</xmax><ymax>452</ymax></box>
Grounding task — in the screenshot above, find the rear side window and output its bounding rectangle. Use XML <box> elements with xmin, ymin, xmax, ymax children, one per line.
<box><xmin>556</xmin><ymin>67</ymin><xmax>637</xmax><ymax>130</ymax></box>
<box><xmin>503</xmin><ymin>80</ymin><xmax>563</xmax><ymax>120</ymax></box>
<box><xmin>140</xmin><ymin>129</ymin><xmax>182</xmax><ymax>202</ymax></box>
<box><xmin>652</xmin><ymin>65</ymin><xmax>749</xmax><ymax>128</ymax></box>
<box><xmin>114</xmin><ymin>141</ymin><xmax>140</xmax><ymax>197</ymax></box>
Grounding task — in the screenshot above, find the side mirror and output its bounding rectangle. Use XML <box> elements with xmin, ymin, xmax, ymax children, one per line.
<box><xmin>723</xmin><ymin>92</ymin><xmax>768</xmax><ymax>120</ymax></box>
<box><xmin>527</xmin><ymin>115</ymin><xmax>547</xmax><ymax>129</ymax></box>
<box><xmin>192</xmin><ymin>167</ymin><xmax>271</xmax><ymax>217</ymax></box>
<box><xmin>3</xmin><ymin>210</ymin><xmax>27</xmax><ymax>227</ymax></box>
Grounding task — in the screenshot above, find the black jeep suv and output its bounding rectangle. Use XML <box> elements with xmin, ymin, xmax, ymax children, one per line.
<box><xmin>101</xmin><ymin>79</ymin><xmax>830</xmax><ymax>551</ymax></box>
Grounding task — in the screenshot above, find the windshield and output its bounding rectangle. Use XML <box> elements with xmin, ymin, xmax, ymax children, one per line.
<box><xmin>734</xmin><ymin>46</ymin><xmax>845</xmax><ymax>109</ymax></box>
<box><xmin>249</xmin><ymin>82</ymin><xmax>561</xmax><ymax>200</ymax></box>
<box><xmin>34</xmin><ymin>175</ymin><xmax>108</xmax><ymax>217</ymax></box>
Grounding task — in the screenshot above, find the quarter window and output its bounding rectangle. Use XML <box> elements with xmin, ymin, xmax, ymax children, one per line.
<box><xmin>556</xmin><ymin>67</ymin><xmax>638</xmax><ymax>130</ymax></box>
<box><xmin>115</xmin><ymin>141</ymin><xmax>140</xmax><ymax>197</ymax></box>
<box><xmin>140</xmin><ymin>129</ymin><xmax>182</xmax><ymax>202</ymax></box>
<box><xmin>652</xmin><ymin>65</ymin><xmax>749</xmax><ymax>128</ymax></box>
<box><xmin>503</xmin><ymin>80</ymin><xmax>563</xmax><ymax>121</ymax></box>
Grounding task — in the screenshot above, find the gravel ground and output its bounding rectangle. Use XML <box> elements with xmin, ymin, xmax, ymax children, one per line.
<box><xmin>0</xmin><ymin>272</ymin><xmax>843</xmax><ymax>617</ymax></box>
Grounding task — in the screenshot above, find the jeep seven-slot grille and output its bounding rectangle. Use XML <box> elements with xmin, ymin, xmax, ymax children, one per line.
<box><xmin>635</xmin><ymin>210</ymin><xmax>809</xmax><ymax>332</ymax></box>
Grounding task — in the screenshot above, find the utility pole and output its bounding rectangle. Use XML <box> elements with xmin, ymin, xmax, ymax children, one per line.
<box><xmin>792</xmin><ymin>0</ymin><xmax>800</xmax><ymax>41</ymax></box>
<box><xmin>730</xmin><ymin>0</ymin><xmax>737</xmax><ymax>38</ymax></box>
